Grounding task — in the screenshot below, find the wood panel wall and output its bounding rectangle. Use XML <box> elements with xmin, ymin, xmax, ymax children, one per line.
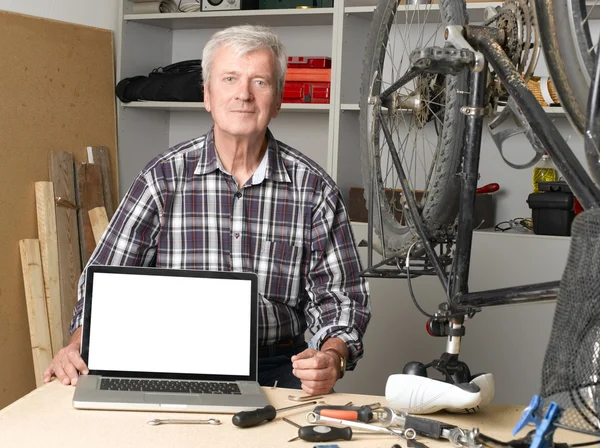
<box><xmin>0</xmin><ymin>11</ymin><xmax>117</xmax><ymax>409</ymax></box>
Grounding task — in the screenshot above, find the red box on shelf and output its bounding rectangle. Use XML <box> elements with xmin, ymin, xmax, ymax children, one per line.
<box><xmin>283</xmin><ymin>81</ymin><xmax>330</xmax><ymax>104</ymax></box>
<box><xmin>287</xmin><ymin>56</ymin><xmax>332</xmax><ymax>69</ymax></box>
<box><xmin>285</xmin><ymin>68</ymin><xmax>331</xmax><ymax>83</ymax></box>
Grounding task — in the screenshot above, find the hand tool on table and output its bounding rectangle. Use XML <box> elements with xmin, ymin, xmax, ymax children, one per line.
<box><xmin>312</xmin><ymin>402</ymin><xmax>381</xmax><ymax>423</ymax></box>
<box><xmin>306</xmin><ymin>411</ymin><xmax>416</xmax><ymax>439</ymax></box>
<box><xmin>408</xmin><ymin>439</ymin><xmax>432</xmax><ymax>448</ymax></box>
<box><xmin>288</xmin><ymin>394</ymin><xmax>324</xmax><ymax>402</ymax></box>
<box><xmin>232</xmin><ymin>401</ymin><xmax>320</xmax><ymax>428</ymax></box>
<box><xmin>283</xmin><ymin>417</ymin><xmax>352</xmax><ymax>443</ymax></box>
<box><xmin>147</xmin><ymin>417</ymin><xmax>221</xmax><ymax>426</ymax></box>
<box><xmin>395</xmin><ymin>443</ymin><xmax>432</xmax><ymax>448</ymax></box>
<box><xmin>283</xmin><ymin>417</ymin><xmax>407</xmax><ymax>443</ymax></box>
<box><xmin>377</xmin><ymin>407</ymin><xmax>479</xmax><ymax>448</ymax></box>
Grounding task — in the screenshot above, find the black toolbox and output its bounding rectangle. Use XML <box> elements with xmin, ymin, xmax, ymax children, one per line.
<box><xmin>526</xmin><ymin>181</ymin><xmax>575</xmax><ymax>236</ymax></box>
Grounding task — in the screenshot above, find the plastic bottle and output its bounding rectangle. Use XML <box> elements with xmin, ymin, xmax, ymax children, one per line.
<box><xmin>532</xmin><ymin>153</ymin><xmax>558</xmax><ymax>193</ymax></box>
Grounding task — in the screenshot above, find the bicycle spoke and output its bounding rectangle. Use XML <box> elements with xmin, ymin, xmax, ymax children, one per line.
<box><xmin>583</xmin><ymin>0</ymin><xmax>599</xmax><ymax>24</ymax></box>
<box><xmin>360</xmin><ymin>0</ymin><xmax>467</xmax><ymax>252</ymax></box>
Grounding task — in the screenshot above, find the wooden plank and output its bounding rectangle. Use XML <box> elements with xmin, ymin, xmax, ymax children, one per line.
<box><xmin>48</xmin><ymin>151</ymin><xmax>81</xmax><ymax>347</ymax></box>
<box><xmin>19</xmin><ymin>239</ymin><xmax>53</xmax><ymax>388</ymax></box>
<box><xmin>87</xmin><ymin>146</ymin><xmax>116</xmax><ymax>220</ymax></box>
<box><xmin>75</xmin><ymin>162</ymin><xmax>104</xmax><ymax>265</ymax></box>
<box><xmin>34</xmin><ymin>182</ymin><xmax>62</xmax><ymax>357</ymax></box>
<box><xmin>74</xmin><ymin>163</ymin><xmax>91</xmax><ymax>266</ymax></box>
<box><xmin>88</xmin><ymin>207</ymin><xmax>109</xmax><ymax>245</ymax></box>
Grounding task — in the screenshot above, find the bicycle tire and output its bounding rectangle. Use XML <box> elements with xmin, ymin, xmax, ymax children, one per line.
<box><xmin>359</xmin><ymin>0</ymin><xmax>469</xmax><ymax>254</ymax></box>
<box><xmin>537</xmin><ymin>0</ymin><xmax>596</xmax><ymax>134</ymax></box>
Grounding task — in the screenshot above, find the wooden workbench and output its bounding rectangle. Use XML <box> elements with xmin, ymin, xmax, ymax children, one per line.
<box><xmin>0</xmin><ymin>381</ymin><xmax>594</xmax><ymax>448</ymax></box>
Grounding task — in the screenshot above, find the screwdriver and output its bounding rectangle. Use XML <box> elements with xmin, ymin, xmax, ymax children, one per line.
<box><xmin>296</xmin><ymin>424</ymin><xmax>353</xmax><ymax>442</ymax></box>
<box><xmin>284</xmin><ymin>417</ymin><xmax>353</xmax><ymax>442</ymax></box>
<box><xmin>312</xmin><ymin>402</ymin><xmax>381</xmax><ymax>423</ymax></box>
<box><xmin>232</xmin><ymin>401</ymin><xmax>318</xmax><ymax>428</ymax></box>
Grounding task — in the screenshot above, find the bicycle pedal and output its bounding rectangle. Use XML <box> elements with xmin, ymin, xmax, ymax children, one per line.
<box><xmin>410</xmin><ymin>47</ymin><xmax>475</xmax><ymax>75</ymax></box>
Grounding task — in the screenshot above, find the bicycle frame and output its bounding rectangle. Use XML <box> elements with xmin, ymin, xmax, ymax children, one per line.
<box><xmin>450</xmin><ymin>22</ymin><xmax>600</xmax><ymax>309</ymax></box>
<box><xmin>366</xmin><ymin>3</ymin><xmax>600</xmax><ymax>311</ymax></box>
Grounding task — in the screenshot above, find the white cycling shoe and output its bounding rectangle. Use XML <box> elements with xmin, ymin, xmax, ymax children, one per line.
<box><xmin>385</xmin><ymin>373</ymin><xmax>495</xmax><ymax>415</ymax></box>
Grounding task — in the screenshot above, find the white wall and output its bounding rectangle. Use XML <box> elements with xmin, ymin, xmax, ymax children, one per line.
<box><xmin>0</xmin><ymin>0</ymin><xmax>119</xmax><ymax>31</ymax></box>
<box><xmin>337</xmin><ymin>223</ymin><xmax>570</xmax><ymax>406</ymax></box>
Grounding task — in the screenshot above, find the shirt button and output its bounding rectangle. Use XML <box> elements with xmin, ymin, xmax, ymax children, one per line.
<box><xmin>235</xmin><ymin>233</ymin><xmax>240</xmax><ymax>239</ymax></box>
<box><xmin>235</xmin><ymin>191</ymin><xmax>242</xmax><ymax>199</ymax></box>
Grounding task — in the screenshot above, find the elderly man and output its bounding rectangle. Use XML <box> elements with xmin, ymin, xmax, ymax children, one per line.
<box><xmin>43</xmin><ymin>24</ymin><xmax>370</xmax><ymax>395</ymax></box>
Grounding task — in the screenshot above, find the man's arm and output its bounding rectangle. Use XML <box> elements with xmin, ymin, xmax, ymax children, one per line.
<box><xmin>321</xmin><ymin>337</ymin><xmax>350</xmax><ymax>362</ymax></box>
<box><xmin>292</xmin><ymin>185</ymin><xmax>371</xmax><ymax>394</ymax></box>
<box><xmin>305</xmin><ymin>185</ymin><xmax>371</xmax><ymax>367</ymax></box>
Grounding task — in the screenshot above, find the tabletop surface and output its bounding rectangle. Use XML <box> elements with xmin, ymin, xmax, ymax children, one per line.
<box><xmin>0</xmin><ymin>381</ymin><xmax>595</xmax><ymax>448</ymax></box>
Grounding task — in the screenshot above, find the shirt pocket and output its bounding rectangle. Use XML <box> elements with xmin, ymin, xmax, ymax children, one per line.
<box><xmin>256</xmin><ymin>240</ymin><xmax>303</xmax><ymax>305</ymax></box>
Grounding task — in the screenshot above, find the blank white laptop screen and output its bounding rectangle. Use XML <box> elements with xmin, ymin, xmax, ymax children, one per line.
<box><xmin>86</xmin><ymin>272</ymin><xmax>252</xmax><ymax>376</ymax></box>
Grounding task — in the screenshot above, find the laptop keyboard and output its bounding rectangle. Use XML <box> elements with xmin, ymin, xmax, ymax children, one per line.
<box><xmin>100</xmin><ymin>378</ymin><xmax>241</xmax><ymax>394</ymax></box>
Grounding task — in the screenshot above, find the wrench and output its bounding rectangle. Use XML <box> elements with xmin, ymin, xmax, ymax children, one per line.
<box><xmin>376</xmin><ymin>408</ymin><xmax>480</xmax><ymax>448</ymax></box>
<box><xmin>147</xmin><ymin>418</ymin><xmax>221</xmax><ymax>426</ymax></box>
<box><xmin>306</xmin><ymin>412</ymin><xmax>416</xmax><ymax>439</ymax></box>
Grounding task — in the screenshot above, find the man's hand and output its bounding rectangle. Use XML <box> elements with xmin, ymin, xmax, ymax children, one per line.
<box><xmin>291</xmin><ymin>338</ymin><xmax>349</xmax><ymax>395</ymax></box>
<box><xmin>43</xmin><ymin>327</ymin><xmax>89</xmax><ymax>386</ymax></box>
<box><xmin>291</xmin><ymin>348</ymin><xmax>340</xmax><ymax>395</ymax></box>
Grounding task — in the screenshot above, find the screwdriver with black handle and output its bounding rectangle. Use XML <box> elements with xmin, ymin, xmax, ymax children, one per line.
<box><xmin>297</xmin><ymin>424</ymin><xmax>353</xmax><ymax>442</ymax></box>
<box><xmin>312</xmin><ymin>402</ymin><xmax>381</xmax><ymax>423</ymax></box>
<box><xmin>232</xmin><ymin>401</ymin><xmax>318</xmax><ymax>428</ymax></box>
<box><xmin>284</xmin><ymin>417</ymin><xmax>353</xmax><ymax>442</ymax></box>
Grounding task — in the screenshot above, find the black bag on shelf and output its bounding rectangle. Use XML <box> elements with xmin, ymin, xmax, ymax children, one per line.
<box><xmin>116</xmin><ymin>59</ymin><xmax>204</xmax><ymax>103</ymax></box>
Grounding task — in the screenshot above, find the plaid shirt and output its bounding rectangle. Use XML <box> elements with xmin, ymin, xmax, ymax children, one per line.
<box><xmin>71</xmin><ymin>128</ymin><xmax>370</xmax><ymax>367</ymax></box>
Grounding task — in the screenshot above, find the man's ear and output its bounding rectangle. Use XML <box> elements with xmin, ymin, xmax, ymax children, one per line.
<box><xmin>272</xmin><ymin>92</ymin><xmax>282</xmax><ymax>118</ymax></box>
<box><xmin>203</xmin><ymin>83</ymin><xmax>211</xmax><ymax>112</ymax></box>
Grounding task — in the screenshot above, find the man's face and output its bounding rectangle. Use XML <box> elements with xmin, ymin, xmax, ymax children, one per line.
<box><xmin>204</xmin><ymin>46</ymin><xmax>282</xmax><ymax>140</ymax></box>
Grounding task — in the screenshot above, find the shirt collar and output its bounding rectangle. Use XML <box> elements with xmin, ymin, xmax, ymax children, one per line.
<box><xmin>194</xmin><ymin>127</ymin><xmax>291</xmax><ymax>184</ymax></box>
<box><xmin>193</xmin><ymin>127</ymin><xmax>219</xmax><ymax>176</ymax></box>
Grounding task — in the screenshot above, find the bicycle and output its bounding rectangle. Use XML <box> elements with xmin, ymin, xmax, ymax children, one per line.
<box><xmin>358</xmin><ymin>0</ymin><xmax>600</xmax><ymax>439</ymax></box>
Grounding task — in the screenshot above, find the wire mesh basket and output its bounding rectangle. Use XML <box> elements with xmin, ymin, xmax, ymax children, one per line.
<box><xmin>538</xmin><ymin>208</ymin><xmax>600</xmax><ymax>435</ymax></box>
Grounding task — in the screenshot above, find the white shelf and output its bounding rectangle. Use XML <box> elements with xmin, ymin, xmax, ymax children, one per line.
<box><xmin>121</xmin><ymin>101</ymin><xmax>331</xmax><ymax>113</ymax></box>
<box><xmin>352</xmin><ymin>221</ymin><xmax>570</xmax><ymax>240</ymax></box>
<box><xmin>344</xmin><ymin>2</ymin><xmax>501</xmax><ymax>23</ymax></box>
<box><xmin>123</xmin><ymin>8</ymin><xmax>335</xmax><ymax>29</ymax></box>
<box><xmin>474</xmin><ymin>228</ymin><xmax>570</xmax><ymax>240</ymax></box>
<box><xmin>341</xmin><ymin>103</ymin><xmax>360</xmax><ymax>111</ymax></box>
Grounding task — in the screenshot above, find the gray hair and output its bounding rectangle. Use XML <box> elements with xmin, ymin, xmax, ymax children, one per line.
<box><xmin>202</xmin><ymin>25</ymin><xmax>288</xmax><ymax>95</ymax></box>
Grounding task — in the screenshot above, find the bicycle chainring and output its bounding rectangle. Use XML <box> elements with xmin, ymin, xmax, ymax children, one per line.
<box><xmin>486</xmin><ymin>0</ymin><xmax>540</xmax><ymax>81</ymax></box>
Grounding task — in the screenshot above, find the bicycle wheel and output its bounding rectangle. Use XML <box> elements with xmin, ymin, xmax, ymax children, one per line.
<box><xmin>359</xmin><ymin>0</ymin><xmax>469</xmax><ymax>254</ymax></box>
<box><xmin>538</xmin><ymin>0</ymin><xmax>598</xmax><ymax>134</ymax></box>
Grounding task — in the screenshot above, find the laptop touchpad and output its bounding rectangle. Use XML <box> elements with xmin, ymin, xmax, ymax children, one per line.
<box><xmin>144</xmin><ymin>393</ymin><xmax>200</xmax><ymax>404</ymax></box>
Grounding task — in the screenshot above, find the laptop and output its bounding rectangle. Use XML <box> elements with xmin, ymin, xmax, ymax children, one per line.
<box><xmin>73</xmin><ymin>265</ymin><xmax>270</xmax><ymax>413</ymax></box>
